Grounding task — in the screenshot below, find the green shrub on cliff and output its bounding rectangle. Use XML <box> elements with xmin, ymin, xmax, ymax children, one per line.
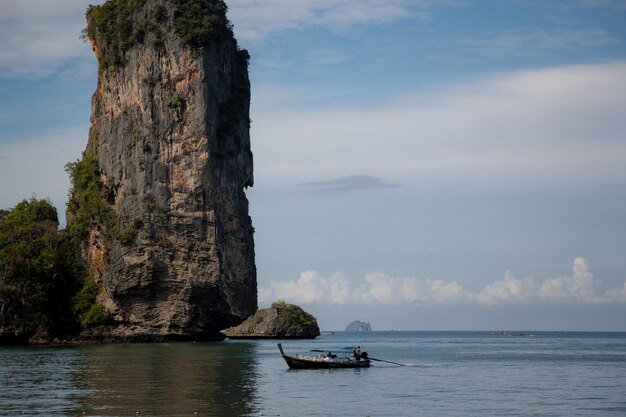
<box><xmin>173</xmin><ymin>0</ymin><xmax>231</xmax><ymax>50</ymax></box>
<box><xmin>80</xmin><ymin>304</ymin><xmax>108</xmax><ymax>328</ymax></box>
<box><xmin>63</xmin><ymin>157</ymin><xmax>123</xmax><ymax>327</ymax></box>
<box><xmin>167</xmin><ymin>94</ymin><xmax>186</xmax><ymax>109</ymax></box>
<box><xmin>85</xmin><ymin>0</ymin><xmax>147</xmax><ymax>69</ymax></box>
<box><xmin>271</xmin><ymin>300</ymin><xmax>316</xmax><ymax>328</ymax></box>
<box><xmin>74</xmin><ymin>281</ymin><xmax>108</xmax><ymax>328</ymax></box>
<box><xmin>118</xmin><ymin>218</ymin><xmax>143</xmax><ymax>245</ymax></box>
<box><xmin>66</xmin><ymin>156</ymin><xmax>143</xmax><ymax>247</ymax></box>
<box><xmin>85</xmin><ymin>0</ymin><xmax>235</xmax><ymax>70</ymax></box>
<box><xmin>65</xmin><ymin>156</ymin><xmax>118</xmax><ymax>243</ymax></box>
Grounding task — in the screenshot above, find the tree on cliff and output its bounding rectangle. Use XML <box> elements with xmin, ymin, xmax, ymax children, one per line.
<box><xmin>0</xmin><ymin>199</ymin><xmax>81</xmax><ymax>342</ymax></box>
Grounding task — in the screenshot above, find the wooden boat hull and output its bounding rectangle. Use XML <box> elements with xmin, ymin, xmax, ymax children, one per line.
<box><xmin>277</xmin><ymin>343</ymin><xmax>370</xmax><ymax>369</ymax></box>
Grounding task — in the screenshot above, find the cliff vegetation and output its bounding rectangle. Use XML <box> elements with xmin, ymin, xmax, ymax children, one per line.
<box><xmin>172</xmin><ymin>0</ymin><xmax>231</xmax><ymax>49</ymax></box>
<box><xmin>271</xmin><ymin>300</ymin><xmax>317</xmax><ymax>329</ymax></box>
<box><xmin>85</xmin><ymin>0</ymin><xmax>236</xmax><ymax>70</ymax></box>
<box><xmin>65</xmin><ymin>157</ymin><xmax>142</xmax><ymax>248</ymax></box>
<box><xmin>65</xmin><ymin>156</ymin><xmax>117</xmax><ymax>243</ymax></box>
<box><xmin>0</xmin><ymin>153</ymin><xmax>147</xmax><ymax>344</ymax></box>
<box><xmin>84</xmin><ymin>0</ymin><xmax>147</xmax><ymax>69</ymax></box>
<box><xmin>0</xmin><ymin>199</ymin><xmax>106</xmax><ymax>344</ymax></box>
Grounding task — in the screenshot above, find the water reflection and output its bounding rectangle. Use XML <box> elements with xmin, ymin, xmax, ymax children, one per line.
<box><xmin>0</xmin><ymin>343</ymin><xmax>260</xmax><ymax>417</ymax></box>
<box><xmin>0</xmin><ymin>347</ymin><xmax>90</xmax><ymax>416</ymax></box>
<box><xmin>77</xmin><ymin>343</ymin><xmax>260</xmax><ymax>417</ymax></box>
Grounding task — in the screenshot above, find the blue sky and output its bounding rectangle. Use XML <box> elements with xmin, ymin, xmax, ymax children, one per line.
<box><xmin>1</xmin><ymin>0</ymin><xmax>626</xmax><ymax>330</ymax></box>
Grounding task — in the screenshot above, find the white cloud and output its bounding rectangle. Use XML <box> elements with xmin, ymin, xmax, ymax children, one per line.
<box><xmin>259</xmin><ymin>257</ymin><xmax>626</xmax><ymax>307</ymax></box>
<box><xmin>251</xmin><ymin>60</ymin><xmax>626</xmax><ymax>188</ymax></box>
<box><xmin>476</xmin><ymin>271</ymin><xmax>537</xmax><ymax>306</ymax></box>
<box><xmin>604</xmin><ymin>283</ymin><xmax>626</xmax><ymax>302</ymax></box>
<box><xmin>538</xmin><ymin>257</ymin><xmax>602</xmax><ymax>303</ymax></box>
<box><xmin>260</xmin><ymin>271</ymin><xmax>353</xmax><ymax>304</ymax></box>
<box><xmin>352</xmin><ymin>273</ymin><xmax>468</xmax><ymax>305</ymax></box>
<box><xmin>228</xmin><ymin>0</ymin><xmax>464</xmax><ymax>41</ymax></box>
<box><xmin>0</xmin><ymin>0</ymin><xmax>93</xmax><ymax>78</ymax></box>
<box><xmin>227</xmin><ymin>0</ymin><xmax>408</xmax><ymax>40</ymax></box>
<box><xmin>260</xmin><ymin>270</ymin><xmax>470</xmax><ymax>306</ymax></box>
<box><xmin>477</xmin><ymin>257</ymin><xmax>609</xmax><ymax>306</ymax></box>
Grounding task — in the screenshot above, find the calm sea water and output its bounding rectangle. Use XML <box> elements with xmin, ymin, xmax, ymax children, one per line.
<box><xmin>1</xmin><ymin>331</ymin><xmax>625</xmax><ymax>416</ymax></box>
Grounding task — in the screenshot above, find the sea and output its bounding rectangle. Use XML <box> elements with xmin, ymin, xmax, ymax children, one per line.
<box><xmin>1</xmin><ymin>331</ymin><xmax>625</xmax><ymax>417</ymax></box>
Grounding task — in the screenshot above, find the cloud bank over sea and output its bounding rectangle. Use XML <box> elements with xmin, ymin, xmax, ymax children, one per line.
<box><xmin>260</xmin><ymin>257</ymin><xmax>626</xmax><ymax>307</ymax></box>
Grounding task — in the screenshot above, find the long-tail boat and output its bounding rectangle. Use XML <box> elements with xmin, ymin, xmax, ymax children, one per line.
<box><xmin>277</xmin><ymin>343</ymin><xmax>371</xmax><ymax>369</ymax></box>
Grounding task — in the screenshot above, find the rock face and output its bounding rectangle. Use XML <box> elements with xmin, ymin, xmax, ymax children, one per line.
<box><xmin>223</xmin><ymin>302</ymin><xmax>320</xmax><ymax>339</ymax></box>
<box><xmin>69</xmin><ymin>0</ymin><xmax>256</xmax><ymax>341</ymax></box>
<box><xmin>345</xmin><ymin>320</ymin><xmax>372</xmax><ymax>332</ymax></box>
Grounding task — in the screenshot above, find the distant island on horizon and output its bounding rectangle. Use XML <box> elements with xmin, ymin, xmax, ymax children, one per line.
<box><xmin>345</xmin><ymin>320</ymin><xmax>372</xmax><ymax>332</ymax></box>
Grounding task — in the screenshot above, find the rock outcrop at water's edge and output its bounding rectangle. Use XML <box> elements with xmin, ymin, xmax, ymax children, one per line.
<box><xmin>223</xmin><ymin>301</ymin><xmax>320</xmax><ymax>339</ymax></box>
<box><xmin>66</xmin><ymin>0</ymin><xmax>256</xmax><ymax>342</ymax></box>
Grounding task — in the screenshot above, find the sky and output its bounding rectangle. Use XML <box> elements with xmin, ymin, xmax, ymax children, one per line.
<box><xmin>1</xmin><ymin>0</ymin><xmax>626</xmax><ymax>331</ymax></box>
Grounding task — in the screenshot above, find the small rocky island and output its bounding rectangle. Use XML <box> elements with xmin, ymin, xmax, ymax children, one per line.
<box><xmin>345</xmin><ymin>320</ymin><xmax>372</xmax><ymax>332</ymax></box>
<box><xmin>223</xmin><ymin>300</ymin><xmax>320</xmax><ymax>339</ymax></box>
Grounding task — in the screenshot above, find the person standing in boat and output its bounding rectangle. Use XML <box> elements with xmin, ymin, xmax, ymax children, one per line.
<box><xmin>354</xmin><ymin>345</ymin><xmax>361</xmax><ymax>362</ymax></box>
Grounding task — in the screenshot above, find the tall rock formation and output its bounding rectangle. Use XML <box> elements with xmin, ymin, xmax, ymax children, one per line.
<box><xmin>68</xmin><ymin>0</ymin><xmax>256</xmax><ymax>341</ymax></box>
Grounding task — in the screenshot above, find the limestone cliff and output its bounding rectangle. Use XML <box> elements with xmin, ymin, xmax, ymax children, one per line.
<box><xmin>68</xmin><ymin>0</ymin><xmax>256</xmax><ymax>341</ymax></box>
